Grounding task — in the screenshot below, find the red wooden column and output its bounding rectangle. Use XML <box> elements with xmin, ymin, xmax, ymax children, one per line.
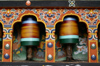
<box><xmin>88</xmin><ymin>28</ymin><xmax>98</xmax><ymax>63</ymax></box>
<box><xmin>2</xmin><ymin>28</ymin><xmax>13</xmax><ymax>62</ymax></box>
<box><xmin>45</xmin><ymin>28</ymin><xmax>55</xmax><ymax>62</ymax></box>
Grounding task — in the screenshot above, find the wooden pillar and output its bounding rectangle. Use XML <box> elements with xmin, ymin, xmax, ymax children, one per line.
<box><xmin>88</xmin><ymin>28</ymin><xmax>98</xmax><ymax>62</ymax></box>
<box><xmin>2</xmin><ymin>28</ymin><xmax>12</xmax><ymax>62</ymax></box>
<box><xmin>45</xmin><ymin>28</ymin><xmax>55</xmax><ymax>62</ymax></box>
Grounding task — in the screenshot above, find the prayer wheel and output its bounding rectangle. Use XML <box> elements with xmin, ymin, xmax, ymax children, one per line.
<box><xmin>21</xmin><ymin>17</ymin><xmax>40</xmax><ymax>46</ymax></box>
<box><xmin>21</xmin><ymin>17</ymin><xmax>40</xmax><ymax>60</ymax></box>
<box><xmin>59</xmin><ymin>17</ymin><xmax>79</xmax><ymax>61</ymax></box>
<box><xmin>59</xmin><ymin>17</ymin><xmax>79</xmax><ymax>44</ymax></box>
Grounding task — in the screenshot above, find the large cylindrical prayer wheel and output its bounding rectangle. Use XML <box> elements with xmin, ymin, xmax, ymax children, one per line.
<box><xmin>59</xmin><ymin>17</ymin><xmax>79</xmax><ymax>44</ymax></box>
<box><xmin>21</xmin><ymin>17</ymin><xmax>40</xmax><ymax>46</ymax></box>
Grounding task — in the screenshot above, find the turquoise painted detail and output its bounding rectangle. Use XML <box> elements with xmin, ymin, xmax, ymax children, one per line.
<box><xmin>60</xmin><ymin>39</ymin><xmax>78</xmax><ymax>44</ymax></box>
<box><xmin>13</xmin><ymin>46</ymin><xmax>26</xmax><ymax>60</ymax></box>
<box><xmin>21</xmin><ymin>38</ymin><xmax>39</xmax><ymax>41</ymax></box>
<box><xmin>0</xmin><ymin>38</ymin><xmax>2</xmax><ymax>41</ymax></box>
<box><xmin>64</xmin><ymin>17</ymin><xmax>76</xmax><ymax>21</ymax></box>
<box><xmin>99</xmin><ymin>39</ymin><xmax>100</xmax><ymax>42</ymax></box>
<box><xmin>21</xmin><ymin>41</ymin><xmax>39</xmax><ymax>46</ymax></box>
<box><xmin>59</xmin><ymin>35</ymin><xmax>79</xmax><ymax>39</ymax></box>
